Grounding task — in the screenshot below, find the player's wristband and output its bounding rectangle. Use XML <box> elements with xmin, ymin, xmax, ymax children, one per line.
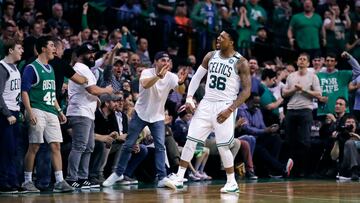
<box><xmin>57</xmin><ymin>108</ymin><xmax>63</xmax><ymax>114</ymax></box>
<box><xmin>186</xmin><ymin>96</ymin><xmax>195</xmax><ymax>108</ymax></box>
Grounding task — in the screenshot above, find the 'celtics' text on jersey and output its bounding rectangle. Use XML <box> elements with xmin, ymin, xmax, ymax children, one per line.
<box><xmin>204</xmin><ymin>50</ymin><xmax>241</xmax><ymax>101</ymax></box>
<box><xmin>0</xmin><ymin>60</ymin><xmax>21</xmax><ymax>111</ymax></box>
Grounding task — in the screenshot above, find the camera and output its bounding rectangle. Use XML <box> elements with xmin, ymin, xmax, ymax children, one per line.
<box><xmin>336</xmin><ymin>125</ymin><xmax>354</xmax><ymax>142</ymax></box>
<box><xmin>337</xmin><ymin>125</ymin><xmax>353</xmax><ymax>132</ymax></box>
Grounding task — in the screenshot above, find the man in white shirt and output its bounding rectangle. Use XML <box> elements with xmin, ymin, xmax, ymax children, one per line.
<box><xmin>103</xmin><ymin>51</ymin><xmax>187</xmax><ymax>187</ymax></box>
<box><xmin>66</xmin><ymin>42</ymin><xmax>113</xmax><ymax>189</ymax></box>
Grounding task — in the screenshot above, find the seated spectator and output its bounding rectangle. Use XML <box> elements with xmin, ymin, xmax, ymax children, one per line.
<box><xmin>90</xmin><ymin>94</ymin><xmax>148</xmax><ymax>185</ymax></box>
<box><xmin>89</xmin><ymin>93</ymin><xmax>122</xmax><ymax>184</ymax></box>
<box><xmin>234</xmin><ymin>117</ymin><xmax>258</xmax><ymax>180</ymax></box>
<box><xmin>318</xmin><ymin>97</ymin><xmax>349</xmax><ymax>177</ymax></box>
<box><xmin>334</xmin><ymin>115</ymin><xmax>360</xmax><ymax>180</ymax></box>
<box><xmin>238</xmin><ymin>93</ymin><xmax>293</xmax><ymax>177</ymax></box>
<box><xmin>164</xmin><ymin>110</ymin><xmax>181</xmax><ymax>173</ymax></box>
<box><xmin>173</xmin><ymin>105</ymin><xmax>211</xmax><ymax>180</ymax></box>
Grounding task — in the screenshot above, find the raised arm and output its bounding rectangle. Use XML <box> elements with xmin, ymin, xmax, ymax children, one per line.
<box><xmin>287</xmin><ymin>25</ymin><xmax>295</xmax><ymax>49</ymax></box>
<box><xmin>341</xmin><ymin>51</ymin><xmax>360</xmax><ymax>78</ymax></box>
<box><xmin>185</xmin><ymin>51</ymin><xmax>213</xmax><ymax>112</ymax></box>
<box><xmin>140</xmin><ymin>63</ymin><xmax>170</xmax><ymax>89</ymax></box>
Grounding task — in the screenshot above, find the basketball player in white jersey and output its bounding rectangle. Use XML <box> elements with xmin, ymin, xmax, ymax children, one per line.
<box><xmin>165</xmin><ymin>29</ymin><xmax>251</xmax><ymax>193</ymax></box>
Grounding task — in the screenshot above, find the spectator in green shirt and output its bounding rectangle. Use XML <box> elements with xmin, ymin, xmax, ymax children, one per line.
<box><xmin>272</xmin><ymin>0</ymin><xmax>292</xmax><ymax>48</ymax></box>
<box><xmin>232</xmin><ymin>5</ymin><xmax>252</xmax><ymax>56</ymax></box>
<box><xmin>345</xmin><ymin>21</ymin><xmax>360</xmax><ymax>62</ymax></box>
<box><xmin>288</xmin><ymin>0</ymin><xmax>323</xmax><ymax>59</ymax></box>
<box><xmin>246</xmin><ymin>0</ymin><xmax>267</xmax><ymax>36</ymax></box>
<box><xmin>317</xmin><ymin>52</ymin><xmax>360</xmax><ymax>117</ymax></box>
<box><xmin>260</xmin><ymin>68</ymin><xmax>283</xmax><ymax>126</ymax></box>
<box><xmin>323</xmin><ymin>4</ymin><xmax>351</xmax><ymax>56</ymax></box>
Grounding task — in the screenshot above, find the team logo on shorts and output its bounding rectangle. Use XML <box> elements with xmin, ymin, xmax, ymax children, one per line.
<box><xmin>229</xmin><ymin>59</ymin><xmax>234</xmax><ymax>64</ymax></box>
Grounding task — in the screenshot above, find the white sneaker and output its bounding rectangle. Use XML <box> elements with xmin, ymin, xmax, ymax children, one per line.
<box><xmin>102</xmin><ymin>173</ymin><xmax>124</xmax><ymax>187</ymax></box>
<box><xmin>220</xmin><ymin>182</ymin><xmax>239</xmax><ymax>193</ymax></box>
<box><xmin>164</xmin><ymin>173</ymin><xmax>184</xmax><ymax>189</ymax></box>
<box><xmin>198</xmin><ymin>171</ymin><xmax>212</xmax><ymax>180</ymax></box>
<box><xmin>157</xmin><ymin>177</ymin><xmax>170</xmax><ymax>188</ymax></box>
<box><xmin>188</xmin><ymin>172</ymin><xmax>201</xmax><ymax>181</ymax></box>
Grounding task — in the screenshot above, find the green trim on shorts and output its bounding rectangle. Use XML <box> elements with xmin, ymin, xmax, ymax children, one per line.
<box><xmin>216</xmin><ymin>136</ymin><xmax>235</xmax><ymax>147</ymax></box>
<box><xmin>187</xmin><ymin>136</ymin><xmax>205</xmax><ymax>145</ymax></box>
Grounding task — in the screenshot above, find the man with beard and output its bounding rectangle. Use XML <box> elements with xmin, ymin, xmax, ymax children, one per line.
<box><xmin>66</xmin><ymin>42</ymin><xmax>113</xmax><ymax>189</ymax></box>
<box><xmin>21</xmin><ymin>36</ymin><xmax>73</xmax><ymax>192</ymax></box>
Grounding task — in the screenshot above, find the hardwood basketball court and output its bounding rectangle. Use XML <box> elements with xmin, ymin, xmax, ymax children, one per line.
<box><xmin>1</xmin><ymin>179</ymin><xmax>359</xmax><ymax>202</ymax></box>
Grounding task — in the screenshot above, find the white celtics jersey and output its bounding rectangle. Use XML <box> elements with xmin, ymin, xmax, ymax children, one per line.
<box><xmin>0</xmin><ymin>60</ymin><xmax>21</xmax><ymax>111</ymax></box>
<box><xmin>204</xmin><ymin>50</ymin><xmax>241</xmax><ymax>101</ymax></box>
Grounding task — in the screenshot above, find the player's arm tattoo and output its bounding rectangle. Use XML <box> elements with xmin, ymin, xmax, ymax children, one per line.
<box><xmin>229</xmin><ymin>57</ymin><xmax>251</xmax><ymax>110</ymax></box>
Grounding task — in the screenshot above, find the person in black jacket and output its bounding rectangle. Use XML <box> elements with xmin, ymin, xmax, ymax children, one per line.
<box><xmin>89</xmin><ymin>93</ymin><xmax>147</xmax><ymax>185</ymax></box>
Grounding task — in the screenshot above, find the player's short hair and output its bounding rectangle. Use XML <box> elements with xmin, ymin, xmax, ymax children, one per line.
<box><xmin>223</xmin><ymin>28</ymin><xmax>238</xmax><ymax>48</ymax></box>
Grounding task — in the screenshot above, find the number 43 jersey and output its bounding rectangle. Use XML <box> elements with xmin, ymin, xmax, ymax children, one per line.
<box><xmin>204</xmin><ymin>50</ymin><xmax>241</xmax><ymax>102</ymax></box>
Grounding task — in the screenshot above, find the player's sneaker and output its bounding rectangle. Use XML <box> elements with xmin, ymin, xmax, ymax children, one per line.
<box><xmin>220</xmin><ymin>182</ymin><xmax>239</xmax><ymax>193</ymax></box>
<box><xmin>164</xmin><ymin>173</ymin><xmax>184</xmax><ymax>189</ymax></box>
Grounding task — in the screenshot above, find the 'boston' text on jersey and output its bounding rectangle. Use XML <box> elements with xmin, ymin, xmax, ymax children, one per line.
<box><xmin>42</xmin><ymin>80</ymin><xmax>56</xmax><ymax>90</ymax></box>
